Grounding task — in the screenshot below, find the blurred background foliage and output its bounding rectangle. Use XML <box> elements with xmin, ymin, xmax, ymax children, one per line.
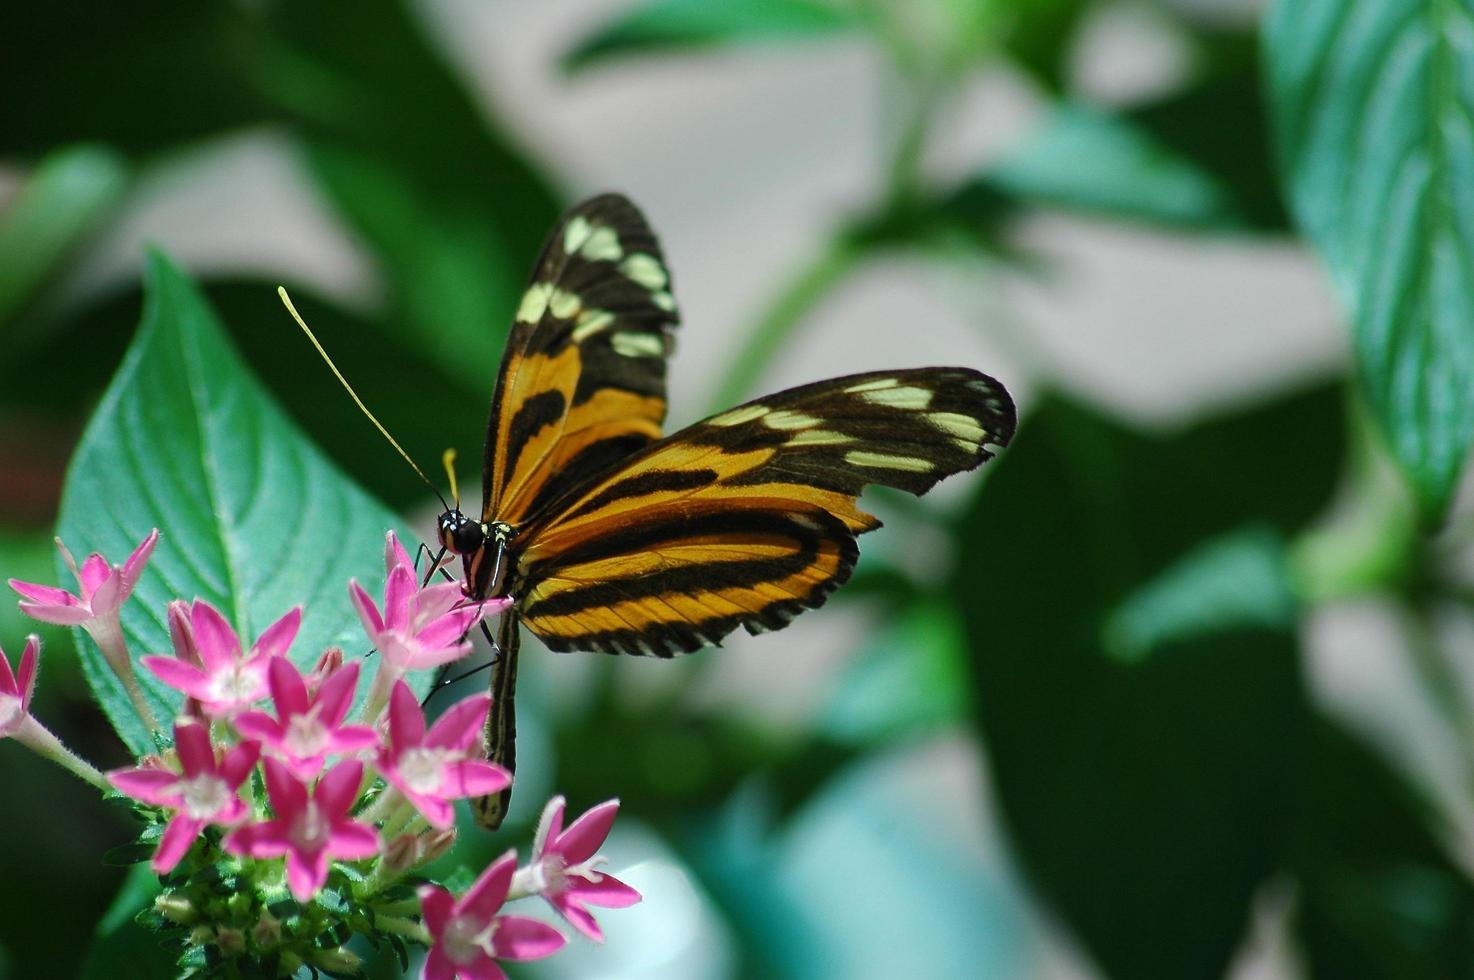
<box><xmin>3</xmin><ymin>0</ymin><xmax>1474</xmax><ymax>977</ymax></box>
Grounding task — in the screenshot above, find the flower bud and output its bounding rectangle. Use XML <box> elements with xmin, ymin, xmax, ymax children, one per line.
<box><xmin>215</xmin><ymin>926</ymin><xmax>245</xmax><ymax>955</ymax></box>
<box><xmin>384</xmin><ymin>832</ymin><xmax>419</xmax><ymax>872</ymax></box>
<box><xmin>154</xmin><ymin>893</ymin><xmax>196</xmax><ymax>924</ymax></box>
<box><xmin>252</xmin><ymin>912</ymin><xmax>281</xmax><ymax>948</ymax></box>
<box><xmin>311</xmin><ymin>946</ymin><xmax>362</xmax><ymax>973</ymax></box>
<box><xmin>306</xmin><ymin>647</ymin><xmax>344</xmax><ymax>695</ymax></box>
<box><xmin>421</xmin><ymin>827</ymin><xmax>456</xmax><ymax>864</ymax></box>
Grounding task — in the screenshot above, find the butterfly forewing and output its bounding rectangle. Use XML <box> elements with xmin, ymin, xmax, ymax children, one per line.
<box><xmin>482</xmin><ymin>194</ymin><xmax>680</xmax><ymax>527</ymax></box>
<box><xmin>511</xmin><ymin>368</ymin><xmax>1016</xmax><ymax>656</ymax></box>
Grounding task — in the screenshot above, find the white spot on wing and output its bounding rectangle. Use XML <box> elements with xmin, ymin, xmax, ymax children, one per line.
<box><xmin>610</xmin><ymin>331</ymin><xmax>667</xmax><ymax>358</ymax></box>
<box><xmin>516</xmin><ymin>282</ymin><xmax>553</xmax><ymax>323</ymax></box>
<box><xmin>928</xmin><ymin>411</ymin><xmax>984</xmax><ymax>443</ymax></box>
<box><xmin>549</xmin><ymin>289</ymin><xmax>582</xmax><ymax>320</ymax></box>
<box><xmin>563</xmin><ymin>216</ymin><xmax>593</xmax><ymax>255</ymax></box>
<box><xmin>710</xmin><ymin>404</ymin><xmax>769</xmax><ymax>427</ymax></box>
<box><xmin>860</xmin><ymin>385</ymin><xmax>933</xmax><ymax>410</ymax></box>
<box><xmin>789</xmin><ymin>429</ymin><xmax>855</xmax><ymax>446</ymax></box>
<box><xmin>620</xmin><ymin>253</ymin><xmax>668</xmax><ymax>290</ymax></box>
<box><xmin>845</xmin><ymin>377</ymin><xmax>900</xmax><ymax>393</ymax></box>
<box><xmin>844</xmin><ymin>450</ymin><xmax>934</xmax><ymax>473</ymax></box>
<box><xmin>571</xmin><ymin>309</ymin><xmax>615</xmax><ymax>341</ymax></box>
<box><xmin>582</xmin><ymin>225</ymin><xmax>623</xmax><ymax>262</ymax></box>
<box><xmin>764</xmin><ymin>410</ymin><xmax>820</xmax><ymax>430</ymax></box>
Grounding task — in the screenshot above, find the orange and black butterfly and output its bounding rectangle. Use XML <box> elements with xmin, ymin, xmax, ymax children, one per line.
<box><xmin>420</xmin><ymin>194</ymin><xmax>1016</xmax><ymax>828</ymax></box>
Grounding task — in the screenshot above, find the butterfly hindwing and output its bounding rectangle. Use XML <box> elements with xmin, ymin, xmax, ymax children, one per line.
<box><xmin>481</xmin><ymin>194</ymin><xmax>679</xmax><ymax>527</ymax></box>
<box><xmin>511</xmin><ymin>367</ymin><xmax>1016</xmax><ymax>656</ymax></box>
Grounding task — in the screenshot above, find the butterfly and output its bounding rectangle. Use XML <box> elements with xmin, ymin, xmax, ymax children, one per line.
<box><xmin>420</xmin><ymin>194</ymin><xmax>1017</xmax><ymax>829</ymax></box>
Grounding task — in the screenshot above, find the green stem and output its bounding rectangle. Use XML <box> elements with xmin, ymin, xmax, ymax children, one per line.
<box><xmin>375</xmin><ymin>914</ymin><xmax>430</xmax><ymax>944</ymax></box>
<box><xmin>705</xmin><ymin>235</ymin><xmax>863</xmax><ymax>416</ymax></box>
<box><xmin>13</xmin><ymin>715</ymin><xmax>106</xmax><ymax>789</ymax></box>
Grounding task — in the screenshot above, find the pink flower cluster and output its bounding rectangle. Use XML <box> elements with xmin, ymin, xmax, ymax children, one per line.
<box><xmin>4</xmin><ymin>530</ymin><xmax>641</xmax><ymax>978</ymax></box>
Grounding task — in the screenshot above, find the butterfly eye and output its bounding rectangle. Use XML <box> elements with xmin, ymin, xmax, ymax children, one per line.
<box><xmin>452</xmin><ymin>520</ymin><xmax>486</xmax><ymax>554</ymax></box>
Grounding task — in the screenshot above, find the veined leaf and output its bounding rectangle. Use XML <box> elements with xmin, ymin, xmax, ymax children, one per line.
<box><xmin>1266</xmin><ymin>0</ymin><xmax>1474</xmax><ymax>519</ymax></box>
<box><xmin>563</xmin><ymin>0</ymin><xmax>858</xmax><ymax>72</ymax></box>
<box><xmin>56</xmin><ymin>253</ymin><xmax>408</xmax><ymax>754</ymax></box>
<box><xmin>1104</xmin><ymin>524</ymin><xmax>1297</xmax><ymax>663</ymax></box>
<box><xmin>984</xmin><ymin>103</ymin><xmax>1244</xmax><ymax>228</ymax></box>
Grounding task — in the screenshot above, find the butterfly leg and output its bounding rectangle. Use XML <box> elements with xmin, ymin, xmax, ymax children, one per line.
<box><xmin>419</xmin><ymin>620</ymin><xmax>502</xmax><ymax>707</ymax></box>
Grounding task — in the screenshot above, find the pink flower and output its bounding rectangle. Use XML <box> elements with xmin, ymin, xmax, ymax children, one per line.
<box><xmin>233</xmin><ymin>658</ymin><xmax>378</xmax><ymax>779</ymax></box>
<box><xmin>0</xmin><ymin>635</ymin><xmax>39</xmax><ymax>739</ymax></box>
<box><xmin>525</xmin><ymin>796</ymin><xmax>640</xmax><ymax>941</ymax></box>
<box><xmin>223</xmin><ymin>759</ymin><xmax>380</xmax><ymax>901</ymax></box>
<box><xmin>350</xmin><ymin>565</ymin><xmax>497</xmax><ymax>677</ymax></box>
<box><xmin>378</xmin><ymin>681</ymin><xmax>509</xmax><ymax>829</ymax></box>
<box><xmin>140</xmin><ymin>601</ymin><xmax>300</xmax><ymax>717</ymax></box>
<box><xmin>420</xmin><ymin>851</ymin><xmax>566</xmax><ymax>980</ymax></box>
<box><xmin>9</xmin><ymin>530</ymin><xmax>158</xmax><ymax>666</ymax></box>
<box><xmin>107</xmin><ymin>721</ymin><xmax>259</xmax><ymax>873</ymax></box>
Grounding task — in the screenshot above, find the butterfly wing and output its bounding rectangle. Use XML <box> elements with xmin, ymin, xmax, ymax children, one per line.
<box><xmin>510</xmin><ymin>367</ymin><xmax>1016</xmax><ymax>656</ymax></box>
<box><xmin>481</xmin><ymin>194</ymin><xmax>680</xmax><ymax>527</ymax></box>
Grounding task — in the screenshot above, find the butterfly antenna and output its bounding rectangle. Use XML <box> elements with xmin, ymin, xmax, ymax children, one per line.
<box><xmin>442</xmin><ymin>448</ymin><xmax>461</xmax><ymax>509</ymax></box>
<box><xmin>278</xmin><ymin>287</ymin><xmax>452</xmax><ymax>513</ymax></box>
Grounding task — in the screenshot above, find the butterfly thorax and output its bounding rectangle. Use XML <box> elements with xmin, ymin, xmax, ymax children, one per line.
<box><xmin>438</xmin><ymin>512</ymin><xmax>517</xmax><ymax>601</ymax></box>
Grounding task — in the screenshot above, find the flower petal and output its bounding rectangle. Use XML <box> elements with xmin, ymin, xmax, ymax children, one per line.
<box><xmin>532</xmin><ymin>796</ymin><xmax>565</xmax><ymax>860</ymax></box>
<box><xmin>555</xmin><ymin>799</ymin><xmax>620</xmax><ymax>864</ymax></box>
<box><xmin>395</xmin><ymin>786</ymin><xmax>454</xmax><ymax>830</ymax></box>
<box><xmin>438</xmin><ymin>760</ymin><xmax>511</xmax><ymax>800</ymax></box>
<box><xmin>285</xmin><ymin>846</ymin><xmax>330</xmax><ymax>901</ymax></box>
<box><xmin>387</xmin><ymin>680</ymin><xmax>427</xmax><ymax>752</ymax></box>
<box><xmin>349</xmin><ymin>580</ymin><xmax>384</xmax><ymax>636</ymax></box>
<box><xmin>173</xmin><ymin>722</ymin><xmax>215</xmax><ymax>778</ymax></box>
<box><xmin>262</xmin><ymin>758</ymin><xmax>307</xmax><ymax>816</ymax></box>
<box><xmin>315</xmin><ymin>659</ymin><xmax>360</xmax><ymax>728</ymax></box>
<box><xmin>401</xmin><ymin>641</ymin><xmax>475</xmax><ymax>672</ymax></box>
<box><xmin>0</xmin><ymin>642</ymin><xmax>17</xmax><ymax>698</ymax></box>
<box><xmin>461</xmin><ymin>850</ymin><xmax>517</xmax><ymax>923</ymax></box>
<box><xmin>253</xmin><ymin>607</ymin><xmax>302</xmax><ymax>660</ymax></box>
<box><xmin>17</xmin><ymin>637</ymin><xmax>37</xmax><ymax>709</ymax></box>
<box><xmin>383</xmin><ymin>565</ymin><xmax>416</xmax><ymax>634</ymax></box>
<box><xmin>414</xmin><ymin>607</ymin><xmax>480</xmax><ymax>651</ymax></box>
<box><xmin>140</xmin><ymin>656</ymin><xmax>213</xmax><ymax>700</ymax></box>
<box><xmin>323</xmin><ymin>725</ymin><xmax>380</xmax><ymax>755</ymax></box>
<box><xmin>167</xmin><ymin>599</ymin><xmax>199</xmax><ymax>665</ymax></box>
<box><xmin>419</xmin><ymin>884</ymin><xmax>456</xmax><ymax>936</ymax></box>
<box><xmin>153</xmin><ymin>815</ymin><xmax>203</xmax><ymax>873</ymax></box>
<box><xmin>191</xmin><ymin>601</ymin><xmax>241</xmax><ymax>670</ymax></box>
<box><xmin>327</xmin><ymin>818</ymin><xmax>380</xmax><ymax>860</ymax></box>
<box><xmin>220</xmin><ymin>740</ymin><xmax>262</xmax><ymax>786</ymax></box>
<box><xmin>420</xmin><ymin>946</ymin><xmax>457</xmax><ymax>980</ymax></box>
<box><xmin>14</xmin><ymin>597</ymin><xmax>94</xmax><ymax>626</ymax></box>
<box><xmin>223</xmin><ymin>819</ymin><xmax>292</xmax><ymax>858</ymax></box>
<box><xmin>385</xmin><ymin>530</ymin><xmax>414</xmax><ymax>574</ymax></box>
<box><xmin>266</xmin><ymin>656</ymin><xmax>310</xmax><ymax>719</ymax></box>
<box><xmin>492</xmin><ymin>915</ymin><xmax>568</xmax><ymax>960</ymax></box>
<box><xmin>568</xmin><ymin>872</ymin><xmax>642</xmax><ymax>909</ymax></box>
<box><xmin>119</xmin><ymin>529</ymin><xmax>160</xmax><ymax>599</ymax></box>
<box><xmin>231</xmin><ymin>711</ymin><xmax>282</xmax><ymax>746</ymax></box>
<box><xmin>108</xmin><ymin>768</ymin><xmax>183</xmax><ymax>806</ymax></box>
<box><xmin>8</xmin><ymin>579</ymin><xmax>82</xmax><ymax>609</ymax></box>
<box><xmin>79</xmin><ymin>554</ymin><xmax>111</xmax><ymax>598</ymax></box>
<box><xmin>549</xmin><ymin>893</ymin><xmax>605</xmax><ymax>943</ymax></box>
<box><xmin>315</xmin><ymin>760</ymin><xmax>364</xmax><ymax>819</ymax></box>
<box><xmin>424</xmin><ymin>692</ymin><xmax>490</xmax><ymax>753</ymax></box>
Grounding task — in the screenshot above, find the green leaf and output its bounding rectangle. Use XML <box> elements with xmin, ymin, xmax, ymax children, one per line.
<box><xmin>257</xmin><ymin>0</ymin><xmax>561</xmax><ymax>390</ymax></box>
<box><xmin>1104</xmin><ymin>524</ymin><xmax>1298</xmax><ymax>663</ymax></box>
<box><xmin>78</xmin><ymin>865</ymin><xmax>172</xmax><ymax>980</ymax></box>
<box><xmin>1265</xmin><ymin>0</ymin><xmax>1474</xmax><ymax>519</ymax></box>
<box><xmin>0</xmin><ymin>145</ymin><xmax>128</xmax><ymax>330</ymax></box>
<box><xmin>1290</xmin><ymin>720</ymin><xmax>1474</xmax><ymax>979</ymax></box>
<box><xmin>983</xmin><ymin>103</ymin><xmax>1245</xmax><ymax>228</ymax></box>
<box><xmin>819</xmin><ymin>598</ymin><xmax>970</xmax><ymax>742</ymax></box>
<box><xmin>997</xmin><ymin>0</ymin><xmax>1095</xmax><ymax>91</ymax></box>
<box><xmin>56</xmin><ymin>253</ymin><xmax>408</xmax><ymax>754</ymax></box>
<box><xmin>563</xmin><ymin>0</ymin><xmax>858</xmax><ymax>72</ymax></box>
<box><xmin>954</xmin><ymin>385</ymin><xmax>1345</xmax><ymax>978</ymax></box>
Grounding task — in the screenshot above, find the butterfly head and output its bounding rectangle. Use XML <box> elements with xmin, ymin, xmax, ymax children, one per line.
<box><xmin>437</xmin><ymin>510</ymin><xmax>487</xmax><ymax>555</ymax></box>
